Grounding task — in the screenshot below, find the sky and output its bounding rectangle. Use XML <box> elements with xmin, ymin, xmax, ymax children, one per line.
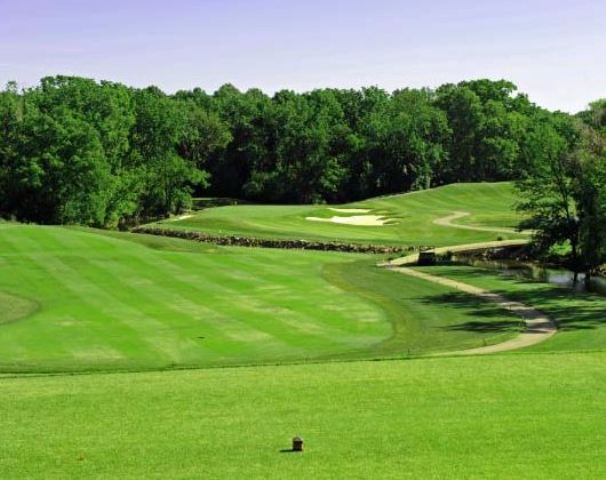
<box><xmin>0</xmin><ymin>0</ymin><xmax>604</xmax><ymax>112</ymax></box>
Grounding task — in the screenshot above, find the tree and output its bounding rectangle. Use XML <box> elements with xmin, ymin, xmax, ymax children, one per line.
<box><xmin>517</xmin><ymin>114</ymin><xmax>606</xmax><ymax>282</ymax></box>
<box><xmin>575</xmin><ymin>125</ymin><xmax>606</xmax><ymax>282</ymax></box>
<box><xmin>363</xmin><ymin>88</ymin><xmax>449</xmax><ymax>194</ymax></box>
<box><xmin>3</xmin><ymin>104</ymin><xmax>110</xmax><ymax>225</ymax></box>
<box><xmin>434</xmin><ymin>79</ymin><xmax>534</xmax><ymax>183</ymax></box>
<box><xmin>130</xmin><ymin>87</ymin><xmax>207</xmax><ymax>217</ymax></box>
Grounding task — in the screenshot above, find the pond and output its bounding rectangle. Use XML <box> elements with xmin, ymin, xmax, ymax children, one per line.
<box><xmin>454</xmin><ymin>257</ymin><xmax>606</xmax><ymax>296</ymax></box>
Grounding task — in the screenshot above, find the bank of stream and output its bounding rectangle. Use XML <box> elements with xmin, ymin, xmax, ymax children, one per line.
<box><xmin>455</xmin><ymin>256</ymin><xmax>606</xmax><ymax>296</ymax></box>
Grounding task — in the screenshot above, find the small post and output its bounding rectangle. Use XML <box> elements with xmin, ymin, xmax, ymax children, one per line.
<box><xmin>292</xmin><ymin>436</ymin><xmax>304</xmax><ymax>452</ymax></box>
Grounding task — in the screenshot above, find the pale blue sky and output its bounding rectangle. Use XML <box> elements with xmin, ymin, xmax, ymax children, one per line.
<box><xmin>1</xmin><ymin>0</ymin><xmax>604</xmax><ymax>112</ymax></box>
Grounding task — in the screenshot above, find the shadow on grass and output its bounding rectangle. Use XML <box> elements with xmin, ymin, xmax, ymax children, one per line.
<box><xmin>420</xmin><ymin>267</ymin><xmax>606</xmax><ymax>333</ymax></box>
<box><xmin>498</xmin><ymin>282</ymin><xmax>606</xmax><ymax>332</ymax></box>
<box><xmin>445</xmin><ymin>320</ymin><xmax>522</xmax><ymax>332</ymax></box>
<box><xmin>416</xmin><ymin>291</ymin><xmax>522</xmax><ymax>333</ymax></box>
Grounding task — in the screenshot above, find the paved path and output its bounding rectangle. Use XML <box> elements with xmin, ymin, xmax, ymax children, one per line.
<box><xmin>380</xmin><ymin>221</ymin><xmax>556</xmax><ymax>354</ymax></box>
<box><xmin>382</xmin><ymin>239</ymin><xmax>529</xmax><ymax>267</ymax></box>
<box><xmin>433</xmin><ymin>211</ymin><xmax>533</xmax><ymax>235</ymax></box>
<box><xmin>390</xmin><ymin>266</ymin><xmax>557</xmax><ymax>355</ymax></box>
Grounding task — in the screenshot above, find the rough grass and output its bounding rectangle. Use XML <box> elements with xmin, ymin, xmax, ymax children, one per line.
<box><xmin>157</xmin><ymin>182</ymin><xmax>527</xmax><ymax>247</ymax></box>
<box><xmin>0</xmin><ymin>226</ymin><xmax>521</xmax><ymax>373</ymax></box>
<box><xmin>1</xmin><ymin>352</ymin><xmax>605</xmax><ymax>479</ymax></box>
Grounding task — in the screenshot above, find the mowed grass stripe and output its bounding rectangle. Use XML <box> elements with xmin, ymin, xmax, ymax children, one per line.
<box><xmin>0</xmin><ymin>230</ymin><xmax>130</xmax><ymax>365</ymax></box>
<box><xmin>117</xmin><ymin>235</ymin><xmax>388</xmax><ymax>353</ymax></box>
<box><xmin>155</xmin><ymin>251</ymin><xmax>387</xmax><ymax>352</ymax></box>
<box><xmin>159</xmin><ymin>247</ymin><xmax>388</xmax><ymax>340</ymax></box>
<box><xmin>0</xmin><ymin>227</ymin><xmax>391</xmax><ymax>371</ymax></box>
<box><xmin>1</xmin><ymin>230</ymin><xmax>170</xmax><ymax>366</ymax></box>
<box><xmin>5</xmin><ymin>227</ymin><xmax>214</xmax><ymax>367</ymax></box>
<box><xmin>0</xmin><ymin>225</ymin><xmax>545</xmax><ymax>373</ymax></box>
<box><xmin>95</xmin><ymin>251</ymin><xmax>304</xmax><ymax>359</ymax></box>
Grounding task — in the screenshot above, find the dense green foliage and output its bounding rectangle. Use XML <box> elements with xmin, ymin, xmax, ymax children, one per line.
<box><xmin>3</xmin><ymin>76</ymin><xmax>600</xmax><ymax>227</ymax></box>
<box><xmin>516</xmin><ymin>104</ymin><xmax>606</xmax><ymax>277</ymax></box>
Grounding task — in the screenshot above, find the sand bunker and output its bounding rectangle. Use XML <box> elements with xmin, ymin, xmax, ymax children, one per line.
<box><xmin>328</xmin><ymin>208</ymin><xmax>371</xmax><ymax>213</ymax></box>
<box><xmin>167</xmin><ymin>214</ymin><xmax>194</xmax><ymax>222</ymax></box>
<box><xmin>306</xmin><ymin>215</ymin><xmax>389</xmax><ymax>226</ymax></box>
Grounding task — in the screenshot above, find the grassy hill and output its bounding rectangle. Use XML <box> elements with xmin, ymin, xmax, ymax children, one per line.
<box><xmin>155</xmin><ymin>182</ymin><xmax>527</xmax><ymax>247</ymax></box>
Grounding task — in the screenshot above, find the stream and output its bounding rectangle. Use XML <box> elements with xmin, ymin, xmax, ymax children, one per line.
<box><xmin>454</xmin><ymin>257</ymin><xmax>606</xmax><ymax>296</ymax></box>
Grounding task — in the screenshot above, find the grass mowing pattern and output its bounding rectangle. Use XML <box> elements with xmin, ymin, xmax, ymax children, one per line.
<box><xmin>2</xmin><ymin>182</ymin><xmax>606</xmax><ymax>479</ymax></box>
<box><xmin>0</xmin><ymin>226</ymin><xmax>522</xmax><ymax>373</ymax></box>
<box><xmin>1</xmin><ymin>353</ymin><xmax>605</xmax><ymax>479</ymax></box>
<box><xmin>324</xmin><ymin>260</ymin><xmax>521</xmax><ymax>357</ymax></box>
<box><xmin>160</xmin><ymin>182</ymin><xmax>526</xmax><ymax>247</ymax></box>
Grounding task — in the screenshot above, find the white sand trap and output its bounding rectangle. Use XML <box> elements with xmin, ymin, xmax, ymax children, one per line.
<box><xmin>306</xmin><ymin>215</ymin><xmax>389</xmax><ymax>226</ymax></box>
<box><xmin>167</xmin><ymin>214</ymin><xmax>194</xmax><ymax>222</ymax></box>
<box><xmin>328</xmin><ymin>208</ymin><xmax>371</xmax><ymax>213</ymax></box>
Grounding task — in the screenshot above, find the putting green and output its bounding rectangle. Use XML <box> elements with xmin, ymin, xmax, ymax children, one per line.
<box><xmin>157</xmin><ymin>182</ymin><xmax>527</xmax><ymax>247</ymax></box>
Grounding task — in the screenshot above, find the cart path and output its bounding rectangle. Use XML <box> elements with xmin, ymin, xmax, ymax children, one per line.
<box><xmin>433</xmin><ymin>211</ymin><xmax>533</xmax><ymax>235</ymax></box>
<box><xmin>382</xmin><ymin>238</ymin><xmax>529</xmax><ymax>267</ymax></box>
<box><xmin>391</xmin><ymin>266</ymin><xmax>557</xmax><ymax>355</ymax></box>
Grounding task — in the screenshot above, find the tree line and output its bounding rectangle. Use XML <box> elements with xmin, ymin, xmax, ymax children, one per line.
<box><xmin>0</xmin><ymin>76</ymin><xmax>605</xmax><ymax>278</ymax></box>
<box><xmin>0</xmin><ymin>76</ymin><xmax>566</xmax><ymax>225</ymax></box>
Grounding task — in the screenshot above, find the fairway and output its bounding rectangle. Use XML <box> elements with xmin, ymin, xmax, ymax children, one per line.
<box><xmin>155</xmin><ymin>182</ymin><xmax>527</xmax><ymax>247</ymax></box>
<box><xmin>0</xmin><ymin>225</ymin><xmax>526</xmax><ymax>373</ymax></box>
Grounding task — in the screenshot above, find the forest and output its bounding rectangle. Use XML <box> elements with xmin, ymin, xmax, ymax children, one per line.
<box><xmin>0</xmin><ymin>76</ymin><xmax>604</xmax><ymax>235</ymax></box>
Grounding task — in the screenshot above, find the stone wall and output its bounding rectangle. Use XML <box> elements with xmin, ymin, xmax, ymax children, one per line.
<box><xmin>131</xmin><ymin>226</ymin><xmax>417</xmax><ymax>255</ymax></box>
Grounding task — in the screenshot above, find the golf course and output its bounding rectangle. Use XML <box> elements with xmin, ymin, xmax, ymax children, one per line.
<box><xmin>154</xmin><ymin>182</ymin><xmax>527</xmax><ymax>247</ymax></box>
<box><xmin>2</xmin><ymin>182</ymin><xmax>606</xmax><ymax>478</ymax></box>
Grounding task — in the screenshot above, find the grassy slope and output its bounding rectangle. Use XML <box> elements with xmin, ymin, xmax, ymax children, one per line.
<box><xmin>157</xmin><ymin>182</ymin><xmax>526</xmax><ymax>247</ymax></box>
<box><xmin>2</xmin><ymin>353</ymin><xmax>605</xmax><ymax>479</ymax></box>
<box><xmin>0</xmin><ymin>226</ymin><xmax>521</xmax><ymax>373</ymax></box>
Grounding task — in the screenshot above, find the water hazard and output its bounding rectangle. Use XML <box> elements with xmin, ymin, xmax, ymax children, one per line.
<box><xmin>455</xmin><ymin>257</ymin><xmax>606</xmax><ymax>296</ymax></box>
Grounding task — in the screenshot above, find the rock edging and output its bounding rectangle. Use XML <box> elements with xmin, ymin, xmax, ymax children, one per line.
<box><xmin>131</xmin><ymin>226</ymin><xmax>415</xmax><ymax>255</ymax></box>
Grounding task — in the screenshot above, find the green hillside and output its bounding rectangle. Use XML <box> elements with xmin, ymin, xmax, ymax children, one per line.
<box><xmin>155</xmin><ymin>182</ymin><xmax>527</xmax><ymax>247</ymax></box>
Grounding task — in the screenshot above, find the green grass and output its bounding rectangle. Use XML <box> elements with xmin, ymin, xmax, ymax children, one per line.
<box><xmin>157</xmin><ymin>182</ymin><xmax>526</xmax><ymax>247</ymax></box>
<box><xmin>416</xmin><ymin>265</ymin><xmax>606</xmax><ymax>353</ymax></box>
<box><xmin>2</xmin><ymin>352</ymin><xmax>605</xmax><ymax>479</ymax></box>
<box><xmin>3</xmin><ymin>182</ymin><xmax>606</xmax><ymax>479</ymax></box>
<box><xmin>0</xmin><ymin>226</ymin><xmax>522</xmax><ymax>373</ymax></box>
